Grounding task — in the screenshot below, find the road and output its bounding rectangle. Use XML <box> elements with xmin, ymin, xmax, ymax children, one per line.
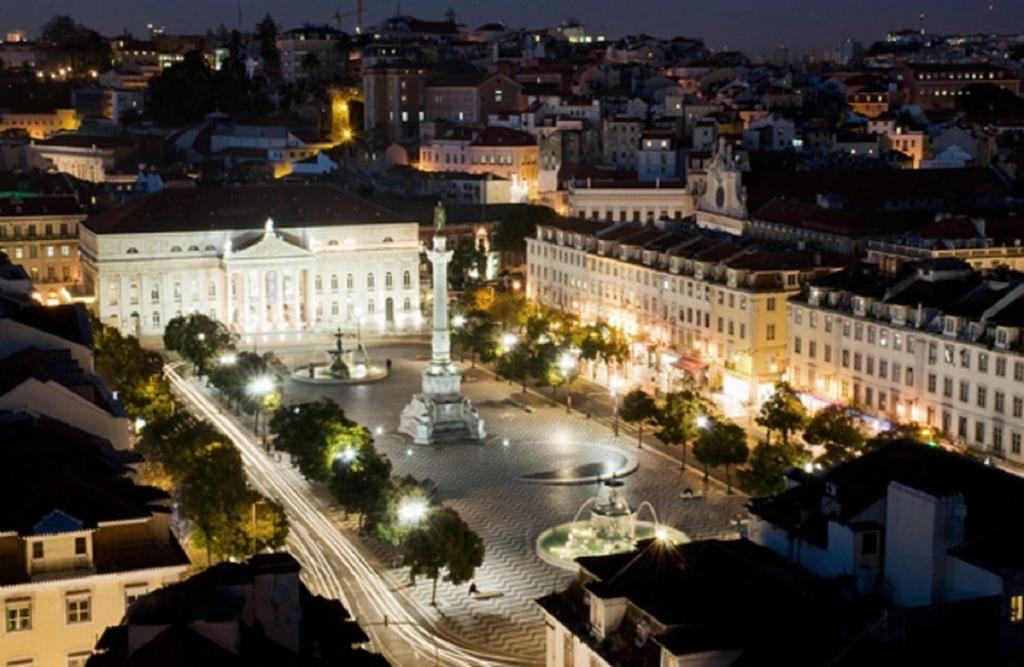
<box><xmin>165</xmin><ymin>362</ymin><xmax>533</xmax><ymax>667</ymax></box>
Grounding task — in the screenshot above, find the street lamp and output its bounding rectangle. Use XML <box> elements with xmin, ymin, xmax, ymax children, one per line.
<box><xmin>696</xmin><ymin>415</ymin><xmax>710</xmax><ymax>429</ymax></box>
<box><xmin>609</xmin><ymin>376</ymin><xmax>625</xmax><ymax>436</ymax></box>
<box><xmin>247</xmin><ymin>375</ymin><xmax>275</xmax><ymax>450</ymax></box>
<box><xmin>218</xmin><ymin>352</ymin><xmax>238</xmax><ymax>366</ymax></box>
<box><xmin>558</xmin><ymin>352</ymin><xmax>576</xmax><ymax>413</ymax></box>
<box><xmin>397</xmin><ymin>499</ymin><xmax>428</xmax><ymax>526</ymax></box>
<box><xmin>335</xmin><ymin>447</ymin><xmax>358</xmax><ymax>466</ymax></box>
<box><xmin>452</xmin><ymin>314</ymin><xmax>466</xmax><ymax>328</ymax></box>
<box><xmin>501</xmin><ymin>333</ymin><xmax>517</xmax><ymax>353</ymax></box>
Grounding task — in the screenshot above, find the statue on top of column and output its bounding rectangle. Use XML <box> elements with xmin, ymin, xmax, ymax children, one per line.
<box><xmin>433</xmin><ymin>201</ymin><xmax>446</xmax><ymax>234</ymax></box>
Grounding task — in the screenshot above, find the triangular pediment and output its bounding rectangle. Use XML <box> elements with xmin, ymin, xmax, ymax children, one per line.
<box><xmin>229</xmin><ymin>232</ymin><xmax>313</xmax><ymax>260</ymax></box>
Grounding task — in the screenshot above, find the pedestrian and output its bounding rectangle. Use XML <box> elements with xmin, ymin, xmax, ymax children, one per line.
<box><xmin>468</xmin><ymin>582</ymin><xmax>478</xmax><ymax>596</ymax></box>
<box><xmin>386</xmin><ymin>358</ymin><xmax>392</xmax><ymax>371</ymax></box>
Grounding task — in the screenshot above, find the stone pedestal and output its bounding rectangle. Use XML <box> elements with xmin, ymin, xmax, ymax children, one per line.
<box><xmin>399</xmin><ymin>215</ymin><xmax>486</xmax><ymax>444</ymax></box>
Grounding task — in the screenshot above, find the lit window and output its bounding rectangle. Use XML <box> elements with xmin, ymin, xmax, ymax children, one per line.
<box><xmin>5</xmin><ymin>599</ymin><xmax>31</xmax><ymax>632</ymax></box>
<box><xmin>1012</xmin><ymin>595</ymin><xmax>1024</xmax><ymax>623</ymax></box>
<box><xmin>66</xmin><ymin>594</ymin><xmax>91</xmax><ymax>624</ymax></box>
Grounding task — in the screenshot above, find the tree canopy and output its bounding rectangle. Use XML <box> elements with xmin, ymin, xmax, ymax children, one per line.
<box><xmin>693</xmin><ymin>418</ymin><xmax>749</xmax><ymax>494</ymax></box>
<box><xmin>402</xmin><ymin>506</ymin><xmax>484</xmax><ymax>606</ymax></box>
<box><xmin>619</xmin><ymin>388</ymin><xmax>657</xmax><ymax>448</ymax></box>
<box><xmin>803</xmin><ymin>405</ymin><xmax>866</xmax><ymax>468</ymax></box>
<box><xmin>755</xmin><ymin>382</ymin><xmax>807</xmax><ymax>445</ymax></box>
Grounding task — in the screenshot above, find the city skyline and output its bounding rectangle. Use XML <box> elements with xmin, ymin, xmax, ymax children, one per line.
<box><xmin>6</xmin><ymin>0</ymin><xmax>1024</xmax><ymax>56</ymax></box>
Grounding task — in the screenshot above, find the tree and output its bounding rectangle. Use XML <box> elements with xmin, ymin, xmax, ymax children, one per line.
<box><xmin>178</xmin><ymin>442</ymin><xmax>252</xmax><ymax>563</ymax></box>
<box><xmin>654</xmin><ymin>390</ymin><xmax>704</xmax><ymax>470</ymax></box>
<box><xmin>40</xmin><ymin>15</ymin><xmax>111</xmax><ymax>73</ymax></box>
<box><xmin>619</xmin><ymin>389</ymin><xmax>657</xmax><ymax>448</ymax></box>
<box><xmin>487</xmin><ymin>291</ymin><xmax>527</xmax><ymax>331</ymax></box>
<box><xmin>269</xmin><ymin>398</ymin><xmax>356</xmax><ymax>482</ymax></box>
<box><xmin>491</xmin><ymin>205</ymin><xmax>560</xmax><ymax>262</ymax></box>
<box><xmin>402</xmin><ymin>507</ymin><xmax>484</xmax><ymax>606</ymax></box>
<box><xmin>755</xmin><ymin>382</ymin><xmax>807</xmax><ymax>445</ymax></box>
<box><xmin>495</xmin><ymin>345</ymin><xmax>531</xmax><ymax>392</ymax></box>
<box><xmin>803</xmin><ymin>405</ymin><xmax>866</xmax><ymax>468</ymax></box>
<box><xmin>452</xmin><ymin>309</ymin><xmax>498</xmax><ymax>367</ymax></box>
<box><xmin>329</xmin><ymin>440</ymin><xmax>392</xmax><ymax>530</ymax></box>
<box><xmin>163</xmin><ymin>313</ymin><xmax>236</xmax><ymax>375</ymax></box>
<box><xmin>376</xmin><ymin>475</ymin><xmax>439</xmax><ymax>545</ymax></box>
<box><xmin>737</xmin><ymin>441</ymin><xmax>809</xmax><ymax>496</ymax></box>
<box><xmin>693</xmin><ymin>418</ymin><xmax>749</xmax><ymax>494</ymax></box>
<box><xmin>255</xmin><ymin>14</ymin><xmax>281</xmax><ymax>77</ymax></box>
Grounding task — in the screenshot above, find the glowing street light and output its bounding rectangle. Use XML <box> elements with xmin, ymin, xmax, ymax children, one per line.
<box><xmin>335</xmin><ymin>447</ymin><xmax>358</xmax><ymax>465</ymax></box>
<box><xmin>452</xmin><ymin>314</ymin><xmax>467</xmax><ymax>328</ymax></box>
<box><xmin>558</xmin><ymin>352</ymin><xmax>576</xmax><ymax>413</ymax></box>
<box><xmin>501</xmin><ymin>333</ymin><xmax>517</xmax><ymax>352</ymax></box>
<box><xmin>247</xmin><ymin>375</ymin><xmax>275</xmax><ymax>450</ymax></box>
<box><xmin>696</xmin><ymin>415</ymin><xmax>710</xmax><ymax>429</ymax></box>
<box><xmin>218</xmin><ymin>352</ymin><xmax>238</xmax><ymax>366</ymax></box>
<box><xmin>610</xmin><ymin>376</ymin><xmax>626</xmax><ymax>436</ymax></box>
<box><xmin>397</xmin><ymin>499</ymin><xmax>428</xmax><ymax>526</ymax></box>
<box><xmin>654</xmin><ymin>525</ymin><xmax>669</xmax><ymax>542</ymax></box>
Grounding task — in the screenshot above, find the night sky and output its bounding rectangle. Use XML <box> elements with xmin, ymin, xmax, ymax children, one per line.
<box><xmin>6</xmin><ymin>0</ymin><xmax>1024</xmax><ymax>56</ymax></box>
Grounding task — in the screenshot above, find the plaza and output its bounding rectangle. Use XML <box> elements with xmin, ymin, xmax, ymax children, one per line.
<box><xmin>268</xmin><ymin>338</ymin><xmax>748</xmax><ymax>661</ymax></box>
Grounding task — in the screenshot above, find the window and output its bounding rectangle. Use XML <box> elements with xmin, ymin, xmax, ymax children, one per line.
<box><xmin>124</xmin><ymin>584</ymin><xmax>148</xmax><ymax>611</ymax></box>
<box><xmin>766</xmin><ymin>324</ymin><xmax>776</xmax><ymax>341</ymax></box>
<box><xmin>66</xmin><ymin>594</ymin><xmax>91</xmax><ymax>624</ymax></box>
<box><xmin>854</xmin><ymin>323</ymin><xmax>863</xmax><ymax>341</ymax></box>
<box><xmin>854</xmin><ymin>352</ymin><xmax>862</xmax><ymax>372</ymax></box>
<box><xmin>995</xmin><ymin>391</ymin><xmax>1005</xmax><ymax>414</ymax></box>
<box><xmin>347</xmin><ymin>274</ymin><xmax>354</xmax><ymax>290</ymax></box>
<box><xmin>975</xmin><ymin>421</ymin><xmax>986</xmax><ymax>444</ymax></box>
<box><xmin>5</xmin><ymin>599</ymin><xmax>31</xmax><ymax>632</ymax></box>
<box><xmin>960</xmin><ymin>348</ymin><xmax>971</xmax><ymax>369</ymax></box>
<box><xmin>31</xmin><ymin>542</ymin><xmax>43</xmax><ymax>560</ymax></box>
<box><xmin>331</xmin><ymin>274</ymin><xmax>339</xmax><ymax>291</ymax></box>
<box><xmin>1014</xmin><ymin>595</ymin><xmax>1024</xmax><ymax>623</ymax></box>
<box><xmin>841</xmin><ymin>349</ymin><xmax>850</xmax><ymax>368</ymax></box>
<box><xmin>150</xmin><ymin>285</ymin><xmax>159</xmax><ymax>303</ymax></box>
<box><xmin>861</xmin><ymin>531</ymin><xmax>878</xmax><ymax>556</ymax></box>
<box><xmin>928</xmin><ymin>373</ymin><xmax>937</xmax><ymax>393</ymax></box>
<box><xmin>766</xmin><ymin>298</ymin><xmax>776</xmax><ymax>311</ymax></box>
<box><xmin>173</xmin><ymin>282</ymin><xmax>182</xmax><ymax>302</ymax></box>
<box><xmin>1013</xmin><ymin>432</ymin><xmax>1022</xmax><ymax>455</ymax></box>
<box><xmin>1015</xmin><ymin>396</ymin><xmax>1024</xmax><ymax>419</ymax></box>
<box><xmin>794</xmin><ymin>336</ymin><xmax>802</xmax><ymax>354</ymax></box>
<box><xmin>977</xmin><ymin>386</ymin><xmax>987</xmax><ymax>409</ymax></box>
<box><xmin>997</xmin><ymin>357</ymin><xmax>1007</xmax><ymax>377</ymax></box>
<box><xmin>315</xmin><ymin>275</ymin><xmax>322</xmax><ymax>293</ymax></box>
<box><xmin>385</xmin><ymin>272</ymin><xmax>393</xmax><ymax>289</ymax></box>
<box><xmin>403</xmin><ymin>270</ymin><xmax>412</xmax><ymax>288</ymax></box>
<box><xmin>943</xmin><ymin>377</ymin><xmax>953</xmax><ymax>399</ymax></box>
<box><xmin>74</xmin><ymin>537</ymin><xmax>86</xmax><ymax>555</ymax></box>
<box><xmin>959</xmin><ymin>381</ymin><xmax>970</xmax><ymax>403</ymax></box>
<box><xmin>979</xmin><ymin>353</ymin><xmax>989</xmax><ymax>373</ymax></box>
<box><xmin>367</xmin><ymin>299</ymin><xmax>375</xmax><ymax>314</ymax></box>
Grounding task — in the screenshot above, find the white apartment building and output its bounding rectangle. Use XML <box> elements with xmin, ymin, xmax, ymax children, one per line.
<box><xmin>527</xmin><ymin>218</ymin><xmax>844</xmax><ymax>405</ymax></box>
<box><xmin>80</xmin><ymin>184</ymin><xmax>422</xmax><ymax>341</ymax></box>
<box><xmin>788</xmin><ymin>259</ymin><xmax>1024</xmax><ymax>465</ymax></box>
<box><xmin>567</xmin><ymin>177</ymin><xmax>693</xmax><ymax>224</ymax></box>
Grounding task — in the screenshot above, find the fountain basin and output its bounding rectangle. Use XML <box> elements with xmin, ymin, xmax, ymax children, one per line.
<box><xmin>537</xmin><ymin>521</ymin><xmax>688</xmax><ymax>571</ymax></box>
<box><xmin>291</xmin><ymin>363</ymin><xmax>389</xmax><ymax>385</ymax></box>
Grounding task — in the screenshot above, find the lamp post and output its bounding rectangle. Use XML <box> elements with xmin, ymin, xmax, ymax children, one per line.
<box><xmin>247</xmin><ymin>375</ymin><xmax>274</xmax><ymax>451</ymax></box>
<box><xmin>558</xmin><ymin>352</ymin><xmax>576</xmax><ymax>413</ymax></box>
<box><xmin>610</xmin><ymin>376</ymin><xmax>625</xmax><ymax>436</ymax></box>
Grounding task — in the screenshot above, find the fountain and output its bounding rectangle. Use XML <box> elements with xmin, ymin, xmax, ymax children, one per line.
<box><xmin>536</xmin><ymin>479</ymin><xmax>688</xmax><ymax>571</ymax></box>
<box><xmin>292</xmin><ymin>328</ymin><xmax>388</xmax><ymax>385</ymax></box>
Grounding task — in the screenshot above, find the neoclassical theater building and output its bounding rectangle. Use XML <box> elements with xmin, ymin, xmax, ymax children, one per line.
<box><xmin>80</xmin><ymin>184</ymin><xmax>422</xmax><ymax>339</ymax></box>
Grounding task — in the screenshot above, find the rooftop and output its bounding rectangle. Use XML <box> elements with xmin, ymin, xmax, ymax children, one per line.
<box><xmin>82</xmin><ymin>184</ymin><xmax>409</xmax><ymax>235</ymax></box>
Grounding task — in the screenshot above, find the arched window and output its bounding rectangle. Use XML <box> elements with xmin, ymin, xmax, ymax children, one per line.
<box><xmin>367</xmin><ymin>273</ymin><xmax>375</xmax><ymax>289</ymax></box>
<box><xmin>204</xmin><ymin>244</ymin><xmax>217</xmax><ymax>251</ymax></box>
<box><xmin>346</xmin><ymin>274</ymin><xmax>353</xmax><ymax>290</ymax></box>
<box><xmin>382</xmin><ymin>236</ymin><xmax>394</xmax><ymax>243</ymax></box>
<box><xmin>367</xmin><ymin>299</ymin><xmax>375</xmax><ymax>314</ymax></box>
<box><xmin>385</xmin><ymin>272</ymin><xmax>393</xmax><ymax>289</ymax></box>
<box><xmin>188</xmin><ymin>245</ymin><xmax>200</xmax><ymax>252</ymax></box>
<box><xmin>328</xmin><ymin>239</ymin><xmax>339</xmax><ymax>246</ymax></box>
<box><xmin>331</xmin><ymin>274</ymin><xmax>339</xmax><ymax>291</ymax></box>
<box><xmin>150</xmin><ymin>285</ymin><xmax>160</xmax><ymax>303</ymax></box>
<box><xmin>152</xmin><ymin>311</ymin><xmax>161</xmax><ymax>327</ymax></box>
<box><xmin>170</xmin><ymin>245</ymin><xmax>182</xmax><ymax>253</ymax></box>
<box><xmin>315</xmin><ymin>275</ymin><xmax>323</xmax><ymax>293</ymax></box>
<box><xmin>126</xmin><ymin>247</ymin><xmax>139</xmax><ymax>255</ymax></box>
<box><xmin>403</xmin><ymin>297</ymin><xmax>411</xmax><ymax>311</ymax></box>
<box><xmin>403</xmin><ymin>270</ymin><xmax>412</xmax><ymax>289</ymax></box>
<box><xmin>331</xmin><ymin>301</ymin><xmax>339</xmax><ymax>316</ymax></box>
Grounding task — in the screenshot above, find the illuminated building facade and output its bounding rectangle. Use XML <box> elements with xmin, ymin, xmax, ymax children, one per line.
<box><xmin>527</xmin><ymin>218</ymin><xmax>843</xmax><ymax>405</ymax></box>
<box><xmin>80</xmin><ymin>185</ymin><xmax>421</xmax><ymax>340</ymax></box>
<box><xmin>788</xmin><ymin>259</ymin><xmax>1024</xmax><ymax>464</ymax></box>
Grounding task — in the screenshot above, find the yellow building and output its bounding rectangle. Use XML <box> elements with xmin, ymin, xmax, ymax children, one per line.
<box><xmin>0</xmin><ymin>109</ymin><xmax>79</xmax><ymax>140</ymax></box>
<box><xmin>0</xmin><ymin>414</ymin><xmax>189</xmax><ymax>667</ymax></box>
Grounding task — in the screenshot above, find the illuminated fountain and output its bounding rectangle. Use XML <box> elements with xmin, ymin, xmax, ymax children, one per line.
<box><xmin>293</xmin><ymin>329</ymin><xmax>387</xmax><ymax>384</ymax></box>
<box><xmin>536</xmin><ymin>479</ymin><xmax>688</xmax><ymax>570</ymax></box>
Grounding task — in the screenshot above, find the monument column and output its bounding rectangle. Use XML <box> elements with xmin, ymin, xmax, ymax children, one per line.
<box><xmin>428</xmin><ymin>237</ymin><xmax>454</xmax><ymax>367</ymax></box>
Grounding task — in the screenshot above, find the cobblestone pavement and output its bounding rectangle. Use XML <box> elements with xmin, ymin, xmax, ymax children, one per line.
<box><xmin>280</xmin><ymin>341</ymin><xmax>748</xmax><ymax>662</ymax></box>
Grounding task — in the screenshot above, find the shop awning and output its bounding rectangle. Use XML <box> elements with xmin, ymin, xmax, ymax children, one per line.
<box><xmin>673</xmin><ymin>356</ymin><xmax>706</xmax><ymax>375</ymax></box>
